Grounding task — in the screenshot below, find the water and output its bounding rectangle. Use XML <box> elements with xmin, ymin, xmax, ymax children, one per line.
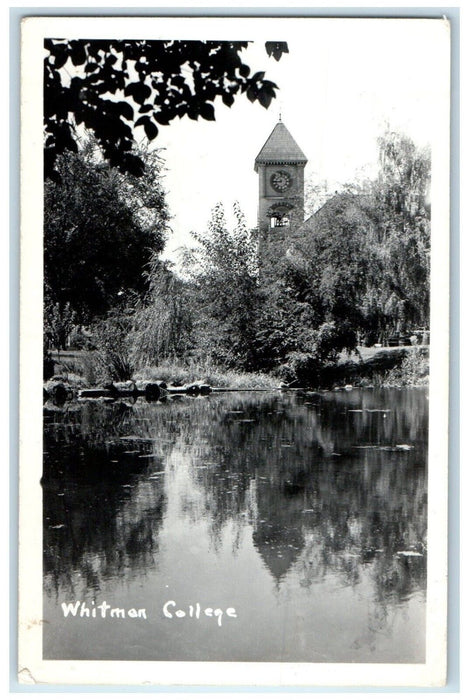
<box><xmin>43</xmin><ymin>388</ymin><xmax>427</xmax><ymax>662</ymax></box>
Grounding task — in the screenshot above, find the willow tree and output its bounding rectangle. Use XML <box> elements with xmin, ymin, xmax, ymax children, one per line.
<box><xmin>364</xmin><ymin>131</ymin><xmax>431</xmax><ymax>339</ymax></box>
<box><xmin>130</xmin><ymin>258</ymin><xmax>194</xmax><ymax>368</ymax></box>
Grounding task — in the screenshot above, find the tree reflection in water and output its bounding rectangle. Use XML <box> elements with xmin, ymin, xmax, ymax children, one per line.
<box><xmin>44</xmin><ymin>388</ymin><xmax>427</xmax><ymax>635</ymax></box>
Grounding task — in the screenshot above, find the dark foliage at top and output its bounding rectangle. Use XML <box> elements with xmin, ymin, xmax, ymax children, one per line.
<box><xmin>44</xmin><ymin>39</ymin><xmax>286</xmax><ymax>180</ymax></box>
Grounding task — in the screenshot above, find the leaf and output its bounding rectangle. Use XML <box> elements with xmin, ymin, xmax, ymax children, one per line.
<box><xmin>70</xmin><ymin>40</ymin><xmax>87</xmax><ymax>66</ymax></box>
<box><xmin>124</xmin><ymin>81</ymin><xmax>151</xmax><ymax>105</ymax></box>
<box><xmin>143</xmin><ymin>119</ymin><xmax>158</xmax><ymax>140</ymax></box>
<box><xmin>135</xmin><ymin>116</ymin><xmax>158</xmax><ymax>140</ymax></box>
<box><xmin>251</xmin><ymin>71</ymin><xmax>265</xmax><ymax>82</ymax></box>
<box><xmin>52</xmin><ymin>44</ymin><xmax>69</xmax><ymax>70</ymax></box>
<box><xmin>187</xmin><ymin>104</ymin><xmax>200</xmax><ymax>120</ymax></box>
<box><xmin>265</xmin><ymin>42</ymin><xmax>289</xmax><ymax>61</ymax></box>
<box><xmin>246</xmin><ymin>86</ymin><xmax>257</xmax><ymax>103</ymax></box>
<box><xmin>117</xmin><ymin>101</ymin><xmax>134</xmax><ymax>120</ymax></box>
<box><xmin>44</xmin><ymin>39</ymin><xmax>284</xmax><ymax>182</ymax></box>
<box><xmin>84</xmin><ymin>61</ymin><xmax>98</xmax><ymax>73</ymax></box>
<box><xmin>200</xmin><ymin>102</ymin><xmax>215</xmax><ymax>121</ymax></box>
<box><xmin>257</xmin><ymin>88</ymin><xmax>273</xmax><ymax>109</ymax></box>
<box><xmin>222</xmin><ymin>93</ymin><xmax>234</xmax><ymax>107</ymax></box>
<box><xmin>154</xmin><ymin>111</ymin><xmax>171</xmax><ymax>125</ymax></box>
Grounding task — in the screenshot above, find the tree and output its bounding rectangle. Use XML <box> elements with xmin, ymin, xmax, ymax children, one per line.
<box><xmin>44</xmin><ymin>39</ymin><xmax>287</xmax><ymax>180</ymax></box>
<box><xmin>363</xmin><ymin>131</ymin><xmax>431</xmax><ymax>339</ymax></box>
<box><xmin>182</xmin><ymin>202</ymin><xmax>261</xmax><ymax>370</ymax></box>
<box><xmin>286</xmin><ymin>195</ymin><xmax>371</xmax><ymax>336</ymax></box>
<box><xmin>44</xmin><ymin>139</ymin><xmax>170</xmax><ymax>324</ymax></box>
<box><xmin>130</xmin><ymin>257</ymin><xmax>194</xmax><ymax>367</ymax></box>
<box><xmin>285</xmin><ymin>132</ymin><xmax>431</xmax><ymax>353</ymax></box>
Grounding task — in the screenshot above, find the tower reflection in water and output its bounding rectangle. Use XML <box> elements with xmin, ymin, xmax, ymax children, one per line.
<box><xmin>43</xmin><ymin>389</ymin><xmax>427</xmax><ymax>662</ymax></box>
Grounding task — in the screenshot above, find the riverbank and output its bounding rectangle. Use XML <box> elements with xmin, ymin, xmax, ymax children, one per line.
<box><xmin>46</xmin><ymin>353</ymin><xmax>279</xmax><ymax>392</ymax></box>
<box><xmin>333</xmin><ymin>345</ymin><xmax>429</xmax><ymax>388</ymax></box>
<box><xmin>47</xmin><ymin>345</ymin><xmax>429</xmax><ymax>397</ymax></box>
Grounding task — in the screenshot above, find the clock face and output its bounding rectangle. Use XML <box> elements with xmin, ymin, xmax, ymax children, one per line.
<box><xmin>270</xmin><ymin>170</ymin><xmax>292</xmax><ymax>193</ymax></box>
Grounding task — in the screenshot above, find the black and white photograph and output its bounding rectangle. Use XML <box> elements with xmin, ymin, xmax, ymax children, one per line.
<box><xmin>19</xmin><ymin>15</ymin><xmax>450</xmax><ymax>687</ymax></box>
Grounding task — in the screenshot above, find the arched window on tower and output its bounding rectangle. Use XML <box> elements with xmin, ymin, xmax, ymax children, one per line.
<box><xmin>270</xmin><ymin>214</ymin><xmax>290</xmax><ymax>228</ymax></box>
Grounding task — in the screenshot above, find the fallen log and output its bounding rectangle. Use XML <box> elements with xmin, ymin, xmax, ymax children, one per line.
<box><xmin>79</xmin><ymin>388</ymin><xmax>113</xmax><ymax>399</ymax></box>
<box><xmin>212</xmin><ymin>387</ymin><xmax>273</xmax><ymax>392</ymax></box>
<box><xmin>165</xmin><ymin>383</ymin><xmax>213</xmax><ymax>396</ymax></box>
<box><xmin>106</xmin><ymin>380</ymin><xmax>137</xmax><ymax>397</ymax></box>
<box><xmin>166</xmin><ymin>385</ymin><xmax>192</xmax><ymax>395</ymax></box>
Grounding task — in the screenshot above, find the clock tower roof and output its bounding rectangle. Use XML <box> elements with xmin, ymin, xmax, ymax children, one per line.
<box><xmin>254</xmin><ymin>121</ymin><xmax>307</xmax><ymax>172</ymax></box>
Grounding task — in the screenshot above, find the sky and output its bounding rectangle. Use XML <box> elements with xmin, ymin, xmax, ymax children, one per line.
<box><xmin>142</xmin><ymin>18</ymin><xmax>449</xmax><ymax>263</ymax></box>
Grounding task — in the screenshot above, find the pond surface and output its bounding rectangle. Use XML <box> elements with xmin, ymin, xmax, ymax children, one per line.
<box><xmin>43</xmin><ymin>388</ymin><xmax>428</xmax><ymax>662</ymax></box>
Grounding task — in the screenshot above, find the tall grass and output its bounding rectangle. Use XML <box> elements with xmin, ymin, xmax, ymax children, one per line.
<box><xmin>133</xmin><ymin>359</ymin><xmax>277</xmax><ymax>389</ymax></box>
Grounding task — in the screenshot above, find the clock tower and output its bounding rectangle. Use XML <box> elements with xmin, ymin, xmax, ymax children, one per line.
<box><xmin>254</xmin><ymin>119</ymin><xmax>307</xmax><ymax>271</ymax></box>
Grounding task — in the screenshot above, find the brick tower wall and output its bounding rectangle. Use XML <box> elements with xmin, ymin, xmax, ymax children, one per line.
<box><xmin>257</xmin><ymin>163</ymin><xmax>306</xmax><ymax>278</ymax></box>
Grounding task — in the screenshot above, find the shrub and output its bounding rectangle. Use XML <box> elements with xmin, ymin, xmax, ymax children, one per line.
<box><xmin>79</xmin><ymin>351</ymin><xmax>101</xmax><ymax>386</ymax></box>
<box><xmin>44</xmin><ymin>300</ymin><xmax>76</xmax><ymax>351</ymax></box>
<box><xmin>382</xmin><ymin>347</ymin><xmax>429</xmax><ymax>387</ymax></box>
<box><xmin>68</xmin><ymin>326</ymin><xmax>93</xmax><ymax>350</ymax></box>
<box><xmin>277</xmin><ymin>321</ymin><xmax>358</xmax><ymax>386</ymax></box>
<box><xmin>277</xmin><ymin>352</ymin><xmax>321</xmax><ymax>386</ymax></box>
<box><xmin>90</xmin><ymin>311</ymin><xmax>135</xmax><ymax>382</ymax></box>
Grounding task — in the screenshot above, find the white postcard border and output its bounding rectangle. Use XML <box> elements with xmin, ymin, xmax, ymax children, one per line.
<box><xmin>19</xmin><ymin>15</ymin><xmax>450</xmax><ymax>687</ymax></box>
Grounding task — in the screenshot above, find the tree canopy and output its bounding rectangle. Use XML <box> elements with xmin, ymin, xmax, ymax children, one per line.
<box><xmin>151</xmin><ymin>130</ymin><xmax>430</xmax><ymax>379</ymax></box>
<box><xmin>358</xmin><ymin>132</ymin><xmax>431</xmax><ymax>341</ymax></box>
<box><xmin>180</xmin><ymin>202</ymin><xmax>261</xmax><ymax>370</ymax></box>
<box><xmin>250</xmin><ymin>131</ymin><xmax>431</xmax><ymax>378</ymax></box>
<box><xmin>44</xmin><ymin>140</ymin><xmax>170</xmax><ymax>327</ymax></box>
<box><xmin>44</xmin><ymin>39</ymin><xmax>287</xmax><ymax>180</ymax></box>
